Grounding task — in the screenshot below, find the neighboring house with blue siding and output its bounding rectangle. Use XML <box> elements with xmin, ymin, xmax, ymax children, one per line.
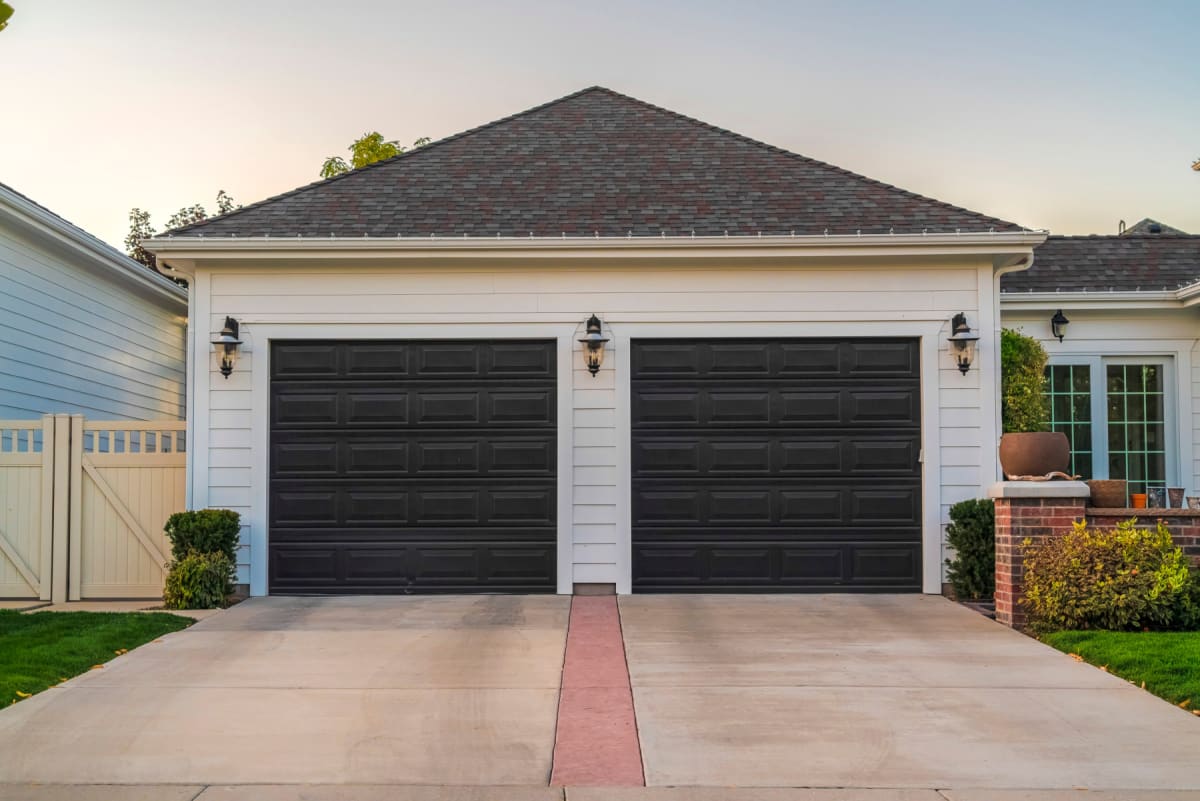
<box><xmin>0</xmin><ymin>182</ymin><xmax>186</xmax><ymax>420</ymax></box>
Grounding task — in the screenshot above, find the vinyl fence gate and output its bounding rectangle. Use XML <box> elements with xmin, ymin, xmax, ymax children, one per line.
<box><xmin>0</xmin><ymin>415</ymin><xmax>186</xmax><ymax>602</ymax></box>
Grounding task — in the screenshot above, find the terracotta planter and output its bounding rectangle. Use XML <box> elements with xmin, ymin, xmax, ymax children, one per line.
<box><xmin>1087</xmin><ymin>479</ymin><xmax>1127</xmax><ymax>508</ymax></box>
<box><xmin>998</xmin><ymin>432</ymin><xmax>1070</xmax><ymax>479</ymax></box>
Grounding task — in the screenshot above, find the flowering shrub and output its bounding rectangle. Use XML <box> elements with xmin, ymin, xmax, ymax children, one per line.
<box><xmin>1021</xmin><ymin>518</ymin><xmax>1199</xmax><ymax>632</ymax></box>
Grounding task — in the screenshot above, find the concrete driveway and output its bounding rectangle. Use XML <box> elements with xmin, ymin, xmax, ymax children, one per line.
<box><xmin>621</xmin><ymin>594</ymin><xmax>1200</xmax><ymax>790</ymax></box>
<box><xmin>0</xmin><ymin>595</ymin><xmax>570</xmax><ymax>786</ymax></box>
<box><xmin>4</xmin><ymin>593</ymin><xmax>1200</xmax><ymax>799</ymax></box>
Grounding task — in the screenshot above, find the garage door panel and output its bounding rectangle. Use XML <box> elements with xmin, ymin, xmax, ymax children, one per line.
<box><xmin>270</xmin><ymin>339</ymin><xmax>556</xmax><ymax>594</ymax></box>
<box><xmin>272</xmin><ymin>387</ymin><xmax>554</xmax><ymax>429</ymax></box>
<box><xmin>846</xmin><ymin>390</ymin><xmax>919</xmax><ymax>424</ymax></box>
<box><xmin>634</xmin><ymin>484</ymin><xmax>918</xmax><ymax>527</ymax></box>
<box><xmin>273</xmin><ymin>393</ymin><xmax>340</xmax><ymax>426</ymax></box>
<box><xmin>270</xmin><ymin>485</ymin><xmax>555</xmax><ymax>527</ymax></box>
<box><xmin>270</xmin><ymin>434</ymin><xmax>554</xmax><ymax>478</ymax></box>
<box><xmin>632</xmin><ymin>337</ymin><xmax>921</xmax><ymax>593</ymax></box>
<box><xmin>632</xmin><ymin>542</ymin><xmax>921</xmax><ymax>590</ymax></box>
<box><xmin>844</xmin><ymin>341</ymin><xmax>919</xmax><ymax>375</ymax></box>
<box><xmin>489</xmin><ymin>342</ymin><xmax>555</xmax><ymax>375</ymax></box>
<box><xmin>272</xmin><ymin>344</ymin><xmax>340</xmax><ymax>377</ymax></box>
<box><xmin>633</xmin><ymin>435</ymin><xmax>916</xmax><ymax>477</ymax></box>
<box><xmin>633</xmin><ymin>386</ymin><xmax>919</xmax><ymax>428</ymax></box>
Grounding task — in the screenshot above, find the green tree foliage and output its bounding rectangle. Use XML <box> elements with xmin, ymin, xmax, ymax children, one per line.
<box><xmin>1000</xmin><ymin>328</ymin><xmax>1050</xmax><ymax>433</ymax></box>
<box><xmin>944</xmin><ymin>498</ymin><xmax>995</xmax><ymax>600</ymax></box>
<box><xmin>125</xmin><ymin>190</ymin><xmax>238</xmax><ymax>272</ymax></box>
<box><xmin>320</xmin><ymin>132</ymin><xmax>431</xmax><ymax>178</ymax></box>
<box><xmin>0</xmin><ymin>3</ymin><xmax>14</xmax><ymax>33</ymax></box>
<box><xmin>1022</xmin><ymin>518</ymin><xmax>1200</xmax><ymax>632</ymax></box>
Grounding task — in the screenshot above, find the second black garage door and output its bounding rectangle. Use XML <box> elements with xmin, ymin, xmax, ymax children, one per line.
<box><xmin>631</xmin><ymin>338</ymin><xmax>922</xmax><ymax>592</ymax></box>
<box><xmin>269</xmin><ymin>340</ymin><xmax>556</xmax><ymax>594</ymax></box>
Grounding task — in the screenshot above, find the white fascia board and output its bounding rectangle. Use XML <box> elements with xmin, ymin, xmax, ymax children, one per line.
<box><xmin>0</xmin><ymin>187</ymin><xmax>187</xmax><ymax>308</ymax></box>
<box><xmin>1000</xmin><ymin>290</ymin><xmax>1182</xmax><ymax>311</ymax></box>
<box><xmin>143</xmin><ymin>231</ymin><xmax>1048</xmax><ymax>263</ymax></box>
<box><xmin>1176</xmin><ymin>280</ymin><xmax>1200</xmax><ymax>307</ymax></box>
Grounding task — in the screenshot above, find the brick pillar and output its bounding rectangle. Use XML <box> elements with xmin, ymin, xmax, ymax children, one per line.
<box><xmin>989</xmin><ymin>482</ymin><xmax>1089</xmax><ymax>628</ymax></box>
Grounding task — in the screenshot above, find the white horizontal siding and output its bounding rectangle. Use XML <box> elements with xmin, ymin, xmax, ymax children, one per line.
<box><xmin>201</xmin><ymin>260</ymin><xmax>991</xmax><ymax>593</ymax></box>
<box><xmin>0</xmin><ymin>227</ymin><xmax>184</xmax><ymax>419</ymax></box>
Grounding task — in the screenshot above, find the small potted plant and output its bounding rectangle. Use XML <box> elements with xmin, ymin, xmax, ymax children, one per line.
<box><xmin>998</xmin><ymin>328</ymin><xmax>1069</xmax><ymax>479</ymax></box>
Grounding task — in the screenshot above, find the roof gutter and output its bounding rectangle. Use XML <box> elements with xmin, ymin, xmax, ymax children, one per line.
<box><xmin>1000</xmin><ymin>289</ymin><xmax>1182</xmax><ymax>311</ymax></box>
<box><xmin>0</xmin><ymin>186</ymin><xmax>186</xmax><ymax>306</ymax></box>
<box><xmin>145</xmin><ymin>231</ymin><xmax>1048</xmax><ymax>266</ymax></box>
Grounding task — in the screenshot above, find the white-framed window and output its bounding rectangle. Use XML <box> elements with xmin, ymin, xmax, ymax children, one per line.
<box><xmin>1045</xmin><ymin>356</ymin><xmax>1175</xmax><ymax>495</ymax></box>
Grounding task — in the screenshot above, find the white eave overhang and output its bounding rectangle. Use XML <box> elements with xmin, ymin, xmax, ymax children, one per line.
<box><xmin>144</xmin><ymin>231</ymin><xmax>1048</xmax><ymax>269</ymax></box>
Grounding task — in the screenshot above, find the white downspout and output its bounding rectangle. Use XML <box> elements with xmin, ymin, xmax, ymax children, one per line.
<box><xmin>992</xmin><ymin>255</ymin><xmax>1035</xmax><ymax>482</ymax></box>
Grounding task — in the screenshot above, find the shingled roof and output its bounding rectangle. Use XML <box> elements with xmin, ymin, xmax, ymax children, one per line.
<box><xmin>1003</xmin><ymin>235</ymin><xmax>1200</xmax><ymax>293</ymax></box>
<box><xmin>170</xmin><ymin>86</ymin><xmax>1023</xmax><ymax>239</ymax></box>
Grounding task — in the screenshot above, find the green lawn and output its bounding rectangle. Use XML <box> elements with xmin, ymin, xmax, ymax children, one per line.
<box><xmin>0</xmin><ymin>609</ymin><xmax>192</xmax><ymax>707</ymax></box>
<box><xmin>1042</xmin><ymin>630</ymin><xmax>1200</xmax><ymax>710</ymax></box>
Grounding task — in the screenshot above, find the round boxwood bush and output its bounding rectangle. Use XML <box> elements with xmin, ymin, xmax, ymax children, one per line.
<box><xmin>1022</xmin><ymin>518</ymin><xmax>1200</xmax><ymax>631</ymax></box>
<box><xmin>163</xmin><ymin>509</ymin><xmax>240</xmax><ymax>564</ymax></box>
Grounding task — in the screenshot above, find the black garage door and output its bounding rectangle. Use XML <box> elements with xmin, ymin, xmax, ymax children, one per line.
<box><xmin>269</xmin><ymin>340</ymin><xmax>556</xmax><ymax>594</ymax></box>
<box><xmin>631</xmin><ymin>338</ymin><xmax>922</xmax><ymax>592</ymax></box>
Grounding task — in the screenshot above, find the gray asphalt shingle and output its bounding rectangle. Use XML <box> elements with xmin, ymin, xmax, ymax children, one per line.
<box><xmin>170</xmin><ymin>86</ymin><xmax>1024</xmax><ymax>239</ymax></box>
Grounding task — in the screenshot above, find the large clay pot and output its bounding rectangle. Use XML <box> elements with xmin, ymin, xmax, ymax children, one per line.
<box><xmin>998</xmin><ymin>432</ymin><xmax>1070</xmax><ymax>479</ymax></box>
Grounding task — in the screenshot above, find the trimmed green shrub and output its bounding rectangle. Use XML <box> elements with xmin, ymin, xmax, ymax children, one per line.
<box><xmin>944</xmin><ymin>498</ymin><xmax>995</xmax><ymax>600</ymax></box>
<box><xmin>163</xmin><ymin>550</ymin><xmax>234</xmax><ymax>610</ymax></box>
<box><xmin>163</xmin><ymin>509</ymin><xmax>240</xmax><ymax>564</ymax></box>
<box><xmin>1001</xmin><ymin>328</ymin><xmax>1050</xmax><ymax>434</ymax></box>
<box><xmin>1022</xmin><ymin>518</ymin><xmax>1199</xmax><ymax>632</ymax></box>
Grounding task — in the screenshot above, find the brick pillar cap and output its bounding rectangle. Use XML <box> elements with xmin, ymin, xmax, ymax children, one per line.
<box><xmin>987</xmin><ymin>481</ymin><xmax>1091</xmax><ymax>499</ymax></box>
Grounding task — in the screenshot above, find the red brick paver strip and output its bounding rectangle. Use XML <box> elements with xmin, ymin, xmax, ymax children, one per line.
<box><xmin>549</xmin><ymin>596</ymin><xmax>645</xmax><ymax>787</ymax></box>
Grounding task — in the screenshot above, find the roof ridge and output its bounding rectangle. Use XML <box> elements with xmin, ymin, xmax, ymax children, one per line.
<box><xmin>169</xmin><ymin>86</ymin><xmax>612</xmax><ymax>236</ymax></box>
<box><xmin>584</xmin><ymin>86</ymin><xmax>1025</xmax><ymax>231</ymax></box>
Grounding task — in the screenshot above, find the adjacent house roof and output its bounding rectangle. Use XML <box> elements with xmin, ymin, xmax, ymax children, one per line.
<box><xmin>0</xmin><ymin>181</ymin><xmax>186</xmax><ymax>306</ymax></box>
<box><xmin>168</xmin><ymin>86</ymin><xmax>1024</xmax><ymax>239</ymax></box>
<box><xmin>1003</xmin><ymin>234</ymin><xmax>1200</xmax><ymax>293</ymax></box>
<box><xmin>1120</xmin><ymin>217</ymin><xmax>1187</xmax><ymax>236</ymax></box>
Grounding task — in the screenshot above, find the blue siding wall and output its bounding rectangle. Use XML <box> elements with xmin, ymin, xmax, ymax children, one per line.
<box><xmin>0</xmin><ymin>226</ymin><xmax>185</xmax><ymax>420</ymax></box>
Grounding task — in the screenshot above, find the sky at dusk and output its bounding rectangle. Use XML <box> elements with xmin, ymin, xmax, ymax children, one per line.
<box><xmin>2</xmin><ymin>0</ymin><xmax>1197</xmax><ymax>250</ymax></box>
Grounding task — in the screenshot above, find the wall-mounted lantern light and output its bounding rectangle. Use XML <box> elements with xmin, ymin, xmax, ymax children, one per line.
<box><xmin>1050</xmin><ymin>309</ymin><xmax>1070</xmax><ymax>343</ymax></box>
<box><xmin>578</xmin><ymin>314</ymin><xmax>610</xmax><ymax>377</ymax></box>
<box><xmin>947</xmin><ymin>312</ymin><xmax>979</xmax><ymax>375</ymax></box>
<box><xmin>211</xmin><ymin>317</ymin><xmax>243</xmax><ymax>379</ymax></box>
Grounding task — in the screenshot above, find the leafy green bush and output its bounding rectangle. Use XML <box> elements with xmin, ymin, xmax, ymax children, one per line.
<box><xmin>163</xmin><ymin>550</ymin><xmax>234</xmax><ymax>610</ymax></box>
<box><xmin>944</xmin><ymin>499</ymin><xmax>995</xmax><ymax>600</ymax></box>
<box><xmin>163</xmin><ymin>509</ymin><xmax>240</xmax><ymax>564</ymax></box>
<box><xmin>1022</xmin><ymin>518</ymin><xmax>1200</xmax><ymax>632</ymax></box>
<box><xmin>1001</xmin><ymin>328</ymin><xmax>1050</xmax><ymax>434</ymax></box>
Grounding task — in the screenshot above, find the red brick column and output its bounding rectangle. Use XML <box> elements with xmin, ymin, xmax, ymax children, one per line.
<box><xmin>990</xmin><ymin>483</ymin><xmax>1089</xmax><ymax>629</ymax></box>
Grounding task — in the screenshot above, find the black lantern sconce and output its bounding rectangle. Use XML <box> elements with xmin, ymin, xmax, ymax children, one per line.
<box><xmin>947</xmin><ymin>312</ymin><xmax>979</xmax><ymax>375</ymax></box>
<box><xmin>1050</xmin><ymin>309</ymin><xmax>1070</xmax><ymax>343</ymax></box>
<box><xmin>211</xmin><ymin>317</ymin><xmax>243</xmax><ymax>379</ymax></box>
<box><xmin>578</xmin><ymin>315</ymin><xmax>610</xmax><ymax>377</ymax></box>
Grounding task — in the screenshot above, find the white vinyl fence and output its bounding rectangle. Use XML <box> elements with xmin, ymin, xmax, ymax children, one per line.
<box><xmin>0</xmin><ymin>415</ymin><xmax>185</xmax><ymax>602</ymax></box>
